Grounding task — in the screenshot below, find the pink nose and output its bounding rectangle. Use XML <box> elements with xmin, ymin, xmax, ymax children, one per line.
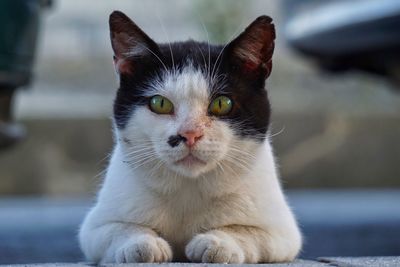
<box><xmin>180</xmin><ymin>130</ymin><xmax>203</xmax><ymax>147</ymax></box>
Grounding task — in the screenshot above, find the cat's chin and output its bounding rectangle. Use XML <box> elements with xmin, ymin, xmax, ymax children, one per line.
<box><xmin>167</xmin><ymin>155</ymin><xmax>217</xmax><ymax>179</ymax></box>
<box><xmin>175</xmin><ymin>154</ymin><xmax>206</xmax><ymax>166</ymax></box>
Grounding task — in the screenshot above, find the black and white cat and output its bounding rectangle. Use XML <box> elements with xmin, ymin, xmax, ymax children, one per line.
<box><xmin>79</xmin><ymin>11</ymin><xmax>302</xmax><ymax>264</ymax></box>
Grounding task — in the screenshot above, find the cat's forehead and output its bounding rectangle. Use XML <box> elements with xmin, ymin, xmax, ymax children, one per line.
<box><xmin>144</xmin><ymin>65</ymin><xmax>210</xmax><ymax>102</ymax></box>
<box><xmin>157</xmin><ymin>42</ymin><xmax>225</xmax><ymax>77</ymax></box>
<box><xmin>152</xmin><ymin>42</ymin><xmax>228</xmax><ymax>102</ymax></box>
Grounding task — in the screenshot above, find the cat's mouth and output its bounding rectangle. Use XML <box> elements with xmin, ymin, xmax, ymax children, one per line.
<box><xmin>175</xmin><ymin>154</ymin><xmax>206</xmax><ymax>166</ymax></box>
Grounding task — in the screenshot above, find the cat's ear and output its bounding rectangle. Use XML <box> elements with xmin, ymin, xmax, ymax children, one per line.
<box><xmin>109</xmin><ymin>11</ymin><xmax>160</xmax><ymax>74</ymax></box>
<box><xmin>227</xmin><ymin>16</ymin><xmax>275</xmax><ymax>78</ymax></box>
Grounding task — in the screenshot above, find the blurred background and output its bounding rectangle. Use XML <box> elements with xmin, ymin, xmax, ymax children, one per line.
<box><xmin>0</xmin><ymin>0</ymin><xmax>399</xmax><ymax>264</ymax></box>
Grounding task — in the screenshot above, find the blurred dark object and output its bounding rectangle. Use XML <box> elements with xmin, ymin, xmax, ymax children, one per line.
<box><xmin>0</xmin><ymin>90</ymin><xmax>25</xmax><ymax>149</ymax></box>
<box><xmin>284</xmin><ymin>0</ymin><xmax>400</xmax><ymax>85</ymax></box>
<box><xmin>0</xmin><ymin>0</ymin><xmax>52</xmax><ymax>149</ymax></box>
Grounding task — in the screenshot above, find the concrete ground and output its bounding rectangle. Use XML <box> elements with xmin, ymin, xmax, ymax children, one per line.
<box><xmin>1</xmin><ymin>257</ymin><xmax>400</xmax><ymax>266</ymax></box>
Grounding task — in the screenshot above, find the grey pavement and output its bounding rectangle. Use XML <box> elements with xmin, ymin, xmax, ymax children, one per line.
<box><xmin>319</xmin><ymin>256</ymin><xmax>400</xmax><ymax>267</ymax></box>
<box><xmin>100</xmin><ymin>260</ymin><xmax>329</xmax><ymax>267</ymax></box>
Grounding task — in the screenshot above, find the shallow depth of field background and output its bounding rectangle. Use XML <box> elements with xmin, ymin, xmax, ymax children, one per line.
<box><xmin>1</xmin><ymin>0</ymin><xmax>399</xmax><ymax>196</ymax></box>
<box><xmin>1</xmin><ymin>0</ymin><xmax>400</xmax><ymax>263</ymax></box>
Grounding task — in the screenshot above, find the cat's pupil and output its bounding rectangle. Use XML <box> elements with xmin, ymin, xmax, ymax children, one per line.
<box><xmin>161</xmin><ymin>99</ymin><xmax>164</xmax><ymax>108</ymax></box>
<box><xmin>218</xmin><ymin>99</ymin><xmax>222</xmax><ymax>109</ymax></box>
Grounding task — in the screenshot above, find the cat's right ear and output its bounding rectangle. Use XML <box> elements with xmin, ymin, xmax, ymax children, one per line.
<box><xmin>109</xmin><ymin>11</ymin><xmax>160</xmax><ymax>75</ymax></box>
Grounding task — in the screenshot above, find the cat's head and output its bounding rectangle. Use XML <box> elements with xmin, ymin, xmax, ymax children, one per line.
<box><xmin>109</xmin><ymin>11</ymin><xmax>275</xmax><ymax>178</ymax></box>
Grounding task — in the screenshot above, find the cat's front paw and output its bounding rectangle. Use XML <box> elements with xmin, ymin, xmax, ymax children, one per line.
<box><xmin>185</xmin><ymin>233</ymin><xmax>245</xmax><ymax>263</ymax></box>
<box><xmin>115</xmin><ymin>234</ymin><xmax>172</xmax><ymax>263</ymax></box>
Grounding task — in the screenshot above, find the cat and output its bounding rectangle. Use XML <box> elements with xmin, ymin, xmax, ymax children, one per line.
<box><xmin>79</xmin><ymin>10</ymin><xmax>302</xmax><ymax>264</ymax></box>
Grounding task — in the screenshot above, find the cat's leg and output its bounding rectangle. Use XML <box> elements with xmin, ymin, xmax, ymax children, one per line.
<box><xmin>185</xmin><ymin>225</ymin><xmax>301</xmax><ymax>263</ymax></box>
<box><xmin>79</xmin><ymin>219</ymin><xmax>172</xmax><ymax>263</ymax></box>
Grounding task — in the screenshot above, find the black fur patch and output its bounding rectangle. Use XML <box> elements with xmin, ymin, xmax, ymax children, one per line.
<box><xmin>168</xmin><ymin>134</ymin><xmax>186</xmax><ymax>148</ymax></box>
<box><xmin>113</xmin><ymin>42</ymin><xmax>271</xmax><ymax>141</ymax></box>
<box><xmin>113</xmin><ymin>41</ymin><xmax>271</xmax><ymax>141</ymax></box>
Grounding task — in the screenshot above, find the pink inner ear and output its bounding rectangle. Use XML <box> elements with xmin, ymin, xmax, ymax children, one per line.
<box><xmin>242</xmin><ymin>60</ymin><xmax>260</xmax><ymax>72</ymax></box>
<box><xmin>114</xmin><ymin>57</ymin><xmax>133</xmax><ymax>75</ymax></box>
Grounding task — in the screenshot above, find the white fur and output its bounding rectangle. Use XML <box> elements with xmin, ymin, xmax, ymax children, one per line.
<box><xmin>79</xmin><ymin>66</ymin><xmax>302</xmax><ymax>263</ymax></box>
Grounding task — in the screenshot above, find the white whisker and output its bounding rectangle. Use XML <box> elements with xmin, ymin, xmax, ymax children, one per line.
<box><xmin>156</xmin><ymin>13</ymin><xmax>176</xmax><ymax>78</ymax></box>
<box><xmin>268</xmin><ymin>126</ymin><xmax>285</xmax><ymax>138</ymax></box>
<box><xmin>210</xmin><ymin>20</ymin><xmax>245</xmax><ymax>87</ymax></box>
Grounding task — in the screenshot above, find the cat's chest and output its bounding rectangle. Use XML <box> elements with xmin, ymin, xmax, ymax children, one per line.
<box><xmin>151</xmin><ymin>188</ymin><xmax>209</xmax><ymax>231</ymax></box>
<box><xmin>138</xmin><ymin>187</ymin><xmax>255</xmax><ymax>242</ymax></box>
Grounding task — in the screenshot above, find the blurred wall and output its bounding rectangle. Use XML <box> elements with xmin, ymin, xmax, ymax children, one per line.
<box><xmin>0</xmin><ymin>0</ymin><xmax>399</xmax><ymax>195</ymax></box>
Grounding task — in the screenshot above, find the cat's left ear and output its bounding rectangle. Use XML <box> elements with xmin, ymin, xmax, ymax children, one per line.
<box><xmin>227</xmin><ymin>16</ymin><xmax>275</xmax><ymax>78</ymax></box>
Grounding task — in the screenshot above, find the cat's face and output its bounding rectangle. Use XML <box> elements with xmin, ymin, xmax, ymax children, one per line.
<box><xmin>109</xmin><ymin>11</ymin><xmax>275</xmax><ymax>178</ymax></box>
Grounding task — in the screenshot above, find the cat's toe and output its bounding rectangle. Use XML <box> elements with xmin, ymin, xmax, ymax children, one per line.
<box><xmin>155</xmin><ymin>237</ymin><xmax>173</xmax><ymax>262</ymax></box>
<box><xmin>185</xmin><ymin>233</ymin><xmax>245</xmax><ymax>263</ymax></box>
<box><xmin>115</xmin><ymin>235</ymin><xmax>172</xmax><ymax>263</ymax></box>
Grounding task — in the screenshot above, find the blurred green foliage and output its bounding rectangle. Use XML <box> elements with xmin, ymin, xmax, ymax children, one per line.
<box><xmin>192</xmin><ymin>0</ymin><xmax>249</xmax><ymax>43</ymax></box>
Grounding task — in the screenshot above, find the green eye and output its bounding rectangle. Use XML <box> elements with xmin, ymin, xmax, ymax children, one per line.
<box><xmin>149</xmin><ymin>95</ymin><xmax>174</xmax><ymax>114</ymax></box>
<box><xmin>209</xmin><ymin>96</ymin><xmax>233</xmax><ymax>116</ymax></box>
